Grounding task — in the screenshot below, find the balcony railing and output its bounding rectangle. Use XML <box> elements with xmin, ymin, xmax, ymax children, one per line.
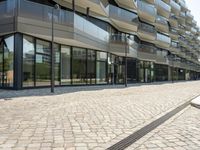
<box><xmin>157</xmin><ymin>33</ymin><xmax>171</xmax><ymax>44</ymax></box>
<box><xmin>155</xmin><ymin>0</ymin><xmax>171</xmax><ymax>12</ymax></box>
<box><xmin>17</xmin><ymin>0</ymin><xmax>109</xmax><ymax>42</ymax></box>
<box><xmin>170</xmin><ymin>0</ymin><xmax>181</xmax><ymax>12</ymax></box>
<box><xmin>137</xmin><ymin>1</ymin><xmax>156</xmax><ymax>16</ymax></box>
<box><xmin>109</xmin><ymin>34</ymin><xmax>138</xmax><ymax>50</ymax></box>
<box><xmin>138</xmin><ymin>22</ymin><xmax>156</xmax><ymax>34</ymax></box>
<box><xmin>0</xmin><ymin>0</ymin><xmax>15</xmax><ymax>17</ymax></box>
<box><xmin>107</xmin><ymin>5</ymin><xmax>138</xmax><ymax>24</ymax></box>
<box><xmin>156</xmin><ymin>16</ymin><xmax>168</xmax><ymax>25</ymax></box>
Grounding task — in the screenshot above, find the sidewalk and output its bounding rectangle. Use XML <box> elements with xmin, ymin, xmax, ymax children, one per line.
<box><xmin>0</xmin><ymin>81</ymin><xmax>200</xmax><ymax>150</ymax></box>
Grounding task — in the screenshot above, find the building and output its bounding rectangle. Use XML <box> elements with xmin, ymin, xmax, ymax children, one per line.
<box><xmin>0</xmin><ymin>0</ymin><xmax>200</xmax><ymax>90</ymax></box>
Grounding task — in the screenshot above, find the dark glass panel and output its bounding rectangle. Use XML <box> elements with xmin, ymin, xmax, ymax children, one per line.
<box><xmin>96</xmin><ymin>51</ymin><xmax>107</xmax><ymax>84</ymax></box>
<box><xmin>54</xmin><ymin>44</ymin><xmax>60</xmax><ymax>85</ymax></box>
<box><xmin>23</xmin><ymin>35</ymin><xmax>34</xmax><ymax>87</ymax></box>
<box><xmin>36</xmin><ymin>39</ymin><xmax>50</xmax><ymax>55</ymax></box>
<box><xmin>72</xmin><ymin>47</ymin><xmax>87</xmax><ymax>85</ymax></box>
<box><xmin>3</xmin><ymin>35</ymin><xmax>14</xmax><ymax>87</ymax></box>
<box><xmin>87</xmin><ymin>50</ymin><xmax>96</xmax><ymax>84</ymax></box>
<box><xmin>35</xmin><ymin>40</ymin><xmax>51</xmax><ymax>86</ymax></box>
<box><xmin>61</xmin><ymin>46</ymin><xmax>71</xmax><ymax>85</ymax></box>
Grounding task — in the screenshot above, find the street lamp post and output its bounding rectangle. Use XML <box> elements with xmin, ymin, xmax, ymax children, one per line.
<box><xmin>51</xmin><ymin>4</ymin><xmax>60</xmax><ymax>93</ymax></box>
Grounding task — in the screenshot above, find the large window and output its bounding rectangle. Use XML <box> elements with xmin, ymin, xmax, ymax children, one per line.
<box><xmin>54</xmin><ymin>44</ymin><xmax>60</xmax><ymax>85</ymax></box>
<box><xmin>0</xmin><ymin>35</ymin><xmax>14</xmax><ymax>88</ymax></box>
<box><xmin>87</xmin><ymin>50</ymin><xmax>96</xmax><ymax>84</ymax></box>
<box><xmin>61</xmin><ymin>46</ymin><xmax>71</xmax><ymax>85</ymax></box>
<box><xmin>96</xmin><ymin>51</ymin><xmax>107</xmax><ymax>84</ymax></box>
<box><xmin>35</xmin><ymin>39</ymin><xmax>51</xmax><ymax>86</ymax></box>
<box><xmin>72</xmin><ymin>47</ymin><xmax>87</xmax><ymax>85</ymax></box>
<box><xmin>23</xmin><ymin>35</ymin><xmax>35</xmax><ymax>87</ymax></box>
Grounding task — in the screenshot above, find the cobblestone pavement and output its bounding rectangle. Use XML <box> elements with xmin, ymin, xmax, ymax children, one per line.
<box><xmin>126</xmin><ymin>106</ymin><xmax>200</xmax><ymax>150</ymax></box>
<box><xmin>0</xmin><ymin>81</ymin><xmax>200</xmax><ymax>150</ymax></box>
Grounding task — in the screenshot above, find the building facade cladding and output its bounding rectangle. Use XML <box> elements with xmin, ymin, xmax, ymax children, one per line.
<box><xmin>0</xmin><ymin>0</ymin><xmax>199</xmax><ymax>89</ymax></box>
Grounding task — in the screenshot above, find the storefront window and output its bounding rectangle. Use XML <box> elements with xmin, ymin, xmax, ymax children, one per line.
<box><xmin>23</xmin><ymin>35</ymin><xmax>35</xmax><ymax>87</ymax></box>
<box><xmin>54</xmin><ymin>44</ymin><xmax>60</xmax><ymax>85</ymax></box>
<box><xmin>35</xmin><ymin>39</ymin><xmax>51</xmax><ymax>86</ymax></box>
<box><xmin>2</xmin><ymin>35</ymin><xmax>14</xmax><ymax>87</ymax></box>
<box><xmin>96</xmin><ymin>51</ymin><xmax>107</xmax><ymax>84</ymax></box>
<box><xmin>72</xmin><ymin>47</ymin><xmax>87</xmax><ymax>84</ymax></box>
<box><xmin>87</xmin><ymin>50</ymin><xmax>96</xmax><ymax>84</ymax></box>
<box><xmin>61</xmin><ymin>46</ymin><xmax>71</xmax><ymax>85</ymax></box>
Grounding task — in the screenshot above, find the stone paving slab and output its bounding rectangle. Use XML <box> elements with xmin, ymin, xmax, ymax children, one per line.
<box><xmin>126</xmin><ymin>106</ymin><xmax>200</xmax><ymax>150</ymax></box>
<box><xmin>0</xmin><ymin>81</ymin><xmax>200</xmax><ymax>150</ymax></box>
<box><xmin>191</xmin><ymin>96</ymin><xmax>200</xmax><ymax>109</ymax></box>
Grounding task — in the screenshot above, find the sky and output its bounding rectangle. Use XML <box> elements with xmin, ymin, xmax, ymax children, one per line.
<box><xmin>185</xmin><ymin>0</ymin><xmax>200</xmax><ymax>27</ymax></box>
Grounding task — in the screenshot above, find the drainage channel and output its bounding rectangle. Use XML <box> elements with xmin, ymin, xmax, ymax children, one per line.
<box><xmin>107</xmin><ymin>94</ymin><xmax>200</xmax><ymax>150</ymax></box>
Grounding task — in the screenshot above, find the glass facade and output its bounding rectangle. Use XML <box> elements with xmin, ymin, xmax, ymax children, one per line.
<box><xmin>87</xmin><ymin>50</ymin><xmax>96</xmax><ymax>84</ymax></box>
<box><xmin>35</xmin><ymin>39</ymin><xmax>51</xmax><ymax>86</ymax></box>
<box><xmin>23</xmin><ymin>35</ymin><xmax>35</xmax><ymax>87</ymax></box>
<box><xmin>139</xmin><ymin>61</ymin><xmax>154</xmax><ymax>83</ymax></box>
<box><xmin>96</xmin><ymin>51</ymin><xmax>107</xmax><ymax>84</ymax></box>
<box><xmin>0</xmin><ymin>33</ymin><xmax>197</xmax><ymax>89</ymax></box>
<box><xmin>72</xmin><ymin>47</ymin><xmax>87</xmax><ymax>85</ymax></box>
<box><xmin>0</xmin><ymin>35</ymin><xmax>14</xmax><ymax>88</ymax></box>
<box><xmin>61</xmin><ymin>46</ymin><xmax>71</xmax><ymax>85</ymax></box>
<box><xmin>154</xmin><ymin>64</ymin><xmax>168</xmax><ymax>81</ymax></box>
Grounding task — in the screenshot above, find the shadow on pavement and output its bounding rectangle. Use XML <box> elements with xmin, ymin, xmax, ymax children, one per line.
<box><xmin>0</xmin><ymin>81</ymin><xmax>197</xmax><ymax>100</ymax></box>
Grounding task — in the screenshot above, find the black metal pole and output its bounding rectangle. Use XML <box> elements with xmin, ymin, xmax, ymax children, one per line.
<box><xmin>125</xmin><ymin>37</ymin><xmax>128</xmax><ymax>87</ymax></box>
<box><xmin>51</xmin><ymin>8</ymin><xmax>55</xmax><ymax>93</ymax></box>
<box><xmin>172</xmin><ymin>60</ymin><xmax>174</xmax><ymax>83</ymax></box>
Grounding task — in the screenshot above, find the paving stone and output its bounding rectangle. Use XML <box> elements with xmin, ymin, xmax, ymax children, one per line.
<box><xmin>0</xmin><ymin>81</ymin><xmax>200</xmax><ymax>150</ymax></box>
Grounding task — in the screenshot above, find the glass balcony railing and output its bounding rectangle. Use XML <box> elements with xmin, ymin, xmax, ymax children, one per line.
<box><xmin>109</xmin><ymin>34</ymin><xmax>138</xmax><ymax>49</ymax></box>
<box><xmin>138</xmin><ymin>44</ymin><xmax>156</xmax><ymax>54</ymax></box>
<box><xmin>16</xmin><ymin>0</ymin><xmax>109</xmax><ymax>42</ymax></box>
<box><xmin>138</xmin><ymin>22</ymin><xmax>156</xmax><ymax>34</ymax></box>
<box><xmin>156</xmin><ymin>16</ymin><xmax>168</xmax><ymax>25</ymax></box>
<box><xmin>170</xmin><ymin>0</ymin><xmax>181</xmax><ymax>11</ymax></box>
<box><xmin>0</xmin><ymin>0</ymin><xmax>15</xmax><ymax>17</ymax></box>
<box><xmin>137</xmin><ymin>1</ymin><xmax>156</xmax><ymax>16</ymax></box>
<box><xmin>157</xmin><ymin>33</ymin><xmax>171</xmax><ymax>44</ymax></box>
<box><xmin>155</xmin><ymin>0</ymin><xmax>171</xmax><ymax>12</ymax></box>
<box><xmin>107</xmin><ymin>5</ymin><xmax>138</xmax><ymax>24</ymax></box>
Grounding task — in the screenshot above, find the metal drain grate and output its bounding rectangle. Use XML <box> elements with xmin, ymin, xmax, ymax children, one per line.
<box><xmin>107</xmin><ymin>95</ymin><xmax>200</xmax><ymax>150</ymax></box>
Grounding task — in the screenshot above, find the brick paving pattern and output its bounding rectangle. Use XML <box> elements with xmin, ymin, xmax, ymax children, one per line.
<box><xmin>126</xmin><ymin>106</ymin><xmax>200</xmax><ymax>150</ymax></box>
<box><xmin>0</xmin><ymin>81</ymin><xmax>199</xmax><ymax>150</ymax></box>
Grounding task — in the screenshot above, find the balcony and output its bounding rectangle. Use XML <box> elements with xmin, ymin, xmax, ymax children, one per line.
<box><xmin>169</xmin><ymin>14</ymin><xmax>178</xmax><ymax>28</ymax></box>
<box><xmin>155</xmin><ymin>16</ymin><xmax>169</xmax><ymax>33</ymax></box>
<box><xmin>137</xmin><ymin>22</ymin><xmax>156</xmax><ymax>42</ymax></box>
<box><xmin>0</xmin><ymin>1</ymin><xmax>15</xmax><ymax>35</ymax></box>
<box><xmin>109</xmin><ymin>34</ymin><xmax>138</xmax><ymax>57</ymax></box>
<box><xmin>156</xmin><ymin>33</ymin><xmax>171</xmax><ymax>48</ymax></box>
<box><xmin>178</xmin><ymin>0</ymin><xmax>188</xmax><ymax>11</ymax></box>
<box><xmin>13</xmin><ymin>0</ymin><xmax>109</xmax><ymax>50</ymax></box>
<box><xmin>55</xmin><ymin>0</ymin><xmax>108</xmax><ymax>17</ymax></box>
<box><xmin>186</xmin><ymin>11</ymin><xmax>194</xmax><ymax>21</ymax></box>
<box><xmin>137</xmin><ymin>44</ymin><xmax>157</xmax><ymax>61</ymax></box>
<box><xmin>107</xmin><ymin>5</ymin><xmax>138</xmax><ymax>32</ymax></box>
<box><xmin>155</xmin><ymin>0</ymin><xmax>171</xmax><ymax>18</ymax></box>
<box><xmin>137</xmin><ymin>1</ymin><xmax>156</xmax><ymax>23</ymax></box>
<box><xmin>169</xmin><ymin>28</ymin><xmax>179</xmax><ymax>40</ymax></box>
<box><xmin>115</xmin><ymin>0</ymin><xmax>137</xmax><ymax>10</ymax></box>
<box><xmin>170</xmin><ymin>41</ymin><xmax>180</xmax><ymax>54</ymax></box>
<box><xmin>170</xmin><ymin>0</ymin><xmax>181</xmax><ymax>15</ymax></box>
